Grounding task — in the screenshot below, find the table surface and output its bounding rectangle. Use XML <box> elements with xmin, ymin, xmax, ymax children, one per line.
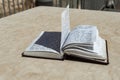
<box><xmin>0</xmin><ymin>6</ymin><xmax>120</xmax><ymax>80</ymax></box>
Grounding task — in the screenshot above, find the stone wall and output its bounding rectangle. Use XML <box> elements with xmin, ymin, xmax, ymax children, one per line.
<box><xmin>0</xmin><ymin>0</ymin><xmax>79</xmax><ymax>17</ymax></box>
<box><xmin>0</xmin><ymin>0</ymin><xmax>35</xmax><ymax>17</ymax></box>
<box><xmin>53</xmin><ymin>0</ymin><xmax>80</xmax><ymax>8</ymax></box>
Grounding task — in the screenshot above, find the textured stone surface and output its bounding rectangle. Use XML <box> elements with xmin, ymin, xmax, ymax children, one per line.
<box><xmin>0</xmin><ymin>6</ymin><xmax>120</xmax><ymax>80</ymax></box>
<box><xmin>0</xmin><ymin>0</ymin><xmax>35</xmax><ymax>17</ymax></box>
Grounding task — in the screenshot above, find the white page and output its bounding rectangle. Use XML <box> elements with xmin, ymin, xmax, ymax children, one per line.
<box><xmin>61</xmin><ymin>5</ymin><xmax>70</xmax><ymax>50</ymax></box>
<box><xmin>26</xmin><ymin>31</ymin><xmax>60</xmax><ymax>54</ymax></box>
<box><xmin>93</xmin><ymin>36</ymin><xmax>107</xmax><ymax>59</ymax></box>
<box><xmin>63</xmin><ymin>25</ymin><xmax>98</xmax><ymax>47</ymax></box>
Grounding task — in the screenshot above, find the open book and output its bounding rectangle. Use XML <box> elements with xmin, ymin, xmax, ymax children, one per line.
<box><xmin>23</xmin><ymin>6</ymin><xmax>109</xmax><ymax>64</ymax></box>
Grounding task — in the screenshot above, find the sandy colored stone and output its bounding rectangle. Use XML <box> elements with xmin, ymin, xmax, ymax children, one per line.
<box><xmin>0</xmin><ymin>0</ymin><xmax>35</xmax><ymax>17</ymax></box>
<box><xmin>0</xmin><ymin>6</ymin><xmax>120</xmax><ymax>80</ymax></box>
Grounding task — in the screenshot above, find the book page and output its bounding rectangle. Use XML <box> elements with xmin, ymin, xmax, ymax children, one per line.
<box><xmin>63</xmin><ymin>25</ymin><xmax>99</xmax><ymax>47</ymax></box>
<box><xmin>61</xmin><ymin>5</ymin><xmax>70</xmax><ymax>50</ymax></box>
<box><xmin>63</xmin><ymin>25</ymin><xmax>107</xmax><ymax>60</ymax></box>
<box><xmin>93</xmin><ymin>36</ymin><xmax>107</xmax><ymax>59</ymax></box>
<box><xmin>26</xmin><ymin>31</ymin><xmax>61</xmax><ymax>54</ymax></box>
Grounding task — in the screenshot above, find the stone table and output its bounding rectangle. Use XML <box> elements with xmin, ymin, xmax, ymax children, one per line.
<box><xmin>0</xmin><ymin>6</ymin><xmax>120</xmax><ymax>80</ymax></box>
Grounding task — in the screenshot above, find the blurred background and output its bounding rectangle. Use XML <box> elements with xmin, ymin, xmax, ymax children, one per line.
<box><xmin>0</xmin><ymin>0</ymin><xmax>120</xmax><ymax>18</ymax></box>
